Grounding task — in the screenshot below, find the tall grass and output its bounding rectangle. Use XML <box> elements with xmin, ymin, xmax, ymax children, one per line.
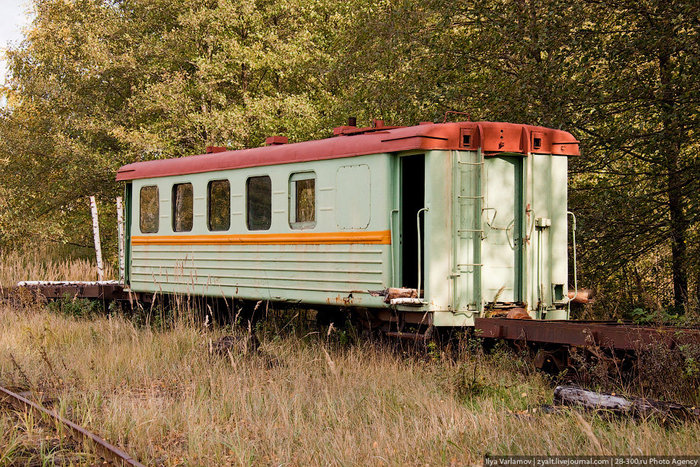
<box><xmin>0</xmin><ymin>248</ymin><xmax>115</xmax><ymax>287</ymax></box>
<box><xmin>1</xmin><ymin>252</ymin><xmax>699</xmax><ymax>464</ymax></box>
<box><xmin>1</xmin><ymin>303</ymin><xmax>699</xmax><ymax>466</ymax></box>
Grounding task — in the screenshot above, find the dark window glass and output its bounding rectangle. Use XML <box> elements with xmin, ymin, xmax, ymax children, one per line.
<box><xmin>208</xmin><ymin>180</ymin><xmax>230</xmax><ymax>231</ymax></box>
<box><xmin>140</xmin><ymin>185</ymin><xmax>159</xmax><ymax>233</ymax></box>
<box><xmin>246</xmin><ymin>176</ymin><xmax>271</xmax><ymax>230</ymax></box>
<box><xmin>172</xmin><ymin>183</ymin><xmax>193</xmax><ymax>232</ymax></box>
<box><xmin>290</xmin><ymin>173</ymin><xmax>316</xmax><ymax>229</ymax></box>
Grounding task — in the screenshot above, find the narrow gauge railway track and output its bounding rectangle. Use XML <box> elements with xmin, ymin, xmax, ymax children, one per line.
<box><xmin>0</xmin><ymin>385</ymin><xmax>145</xmax><ymax>466</ymax></box>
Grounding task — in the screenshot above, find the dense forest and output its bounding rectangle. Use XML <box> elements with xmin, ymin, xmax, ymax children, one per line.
<box><xmin>0</xmin><ymin>0</ymin><xmax>697</xmax><ymax>317</ymax></box>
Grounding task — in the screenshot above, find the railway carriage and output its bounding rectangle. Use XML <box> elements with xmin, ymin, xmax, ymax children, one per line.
<box><xmin>116</xmin><ymin>120</ymin><xmax>579</xmax><ymax>327</ymax></box>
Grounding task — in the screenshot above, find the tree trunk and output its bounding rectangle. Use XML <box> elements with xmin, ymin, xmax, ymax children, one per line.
<box><xmin>554</xmin><ymin>386</ymin><xmax>700</xmax><ymax>420</ymax></box>
<box><xmin>695</xmin><ymin>259</ymin><xmax>700</xmax><ymax>314</ymax></box>
<box><xmin>658</xmin><ymin>49</ymin><xmax>689</xmax><ymax>311</ymax></box>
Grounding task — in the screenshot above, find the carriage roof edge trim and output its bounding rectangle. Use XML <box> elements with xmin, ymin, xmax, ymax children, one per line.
<box><xmin>115</xmin><ymin>121</ymin><xmax>579</xmax><ymax>181</ymax></box>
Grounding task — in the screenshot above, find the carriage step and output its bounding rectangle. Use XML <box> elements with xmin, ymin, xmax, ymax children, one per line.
<box><xmin>389</xmin><ymin>297</ymin><xmax>425</xmax><ymax>306</ymax></box>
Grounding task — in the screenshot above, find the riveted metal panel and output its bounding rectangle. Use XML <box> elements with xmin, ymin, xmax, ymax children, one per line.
<box><xmin>482</xmin><ymin>156</ymin><xmax>519</xmax><ymax>303</ymax></box>
<box><xmin>452</xmin><ymin>150</ymin><xmax>483</xmax><ymax>313</ymax></box>
<box><xmin>525</xmin><ymin>153</ymin><xmax>568</xmax><ymax>315</ymax></box>
<box><xmin>424</xmin><ymin>150</ymin><xmax>453</xmax><ymax>312</ymax></box>
<box><xmin>336</xmin><ymin>164</ymin><xmax>371</xmax><ymax>229</ymax></box>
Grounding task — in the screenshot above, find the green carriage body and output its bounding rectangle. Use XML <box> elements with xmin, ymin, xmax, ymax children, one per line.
<box><xmin>117</xmin><ymin>121</ymin><xmax>578</xmax><ymax>325</ymax></box>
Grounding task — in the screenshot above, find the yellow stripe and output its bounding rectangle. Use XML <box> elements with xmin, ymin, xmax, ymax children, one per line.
<box><xmin>132</xmin><ymin>230</ymin><xmax>392</xmax><ymax>245</ymax></box>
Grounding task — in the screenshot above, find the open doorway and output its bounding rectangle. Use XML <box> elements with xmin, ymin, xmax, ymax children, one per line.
<box><xmin>400</xmin><ymin>154</ymin><xmax>425</xmax><ymax>290</ymax></box>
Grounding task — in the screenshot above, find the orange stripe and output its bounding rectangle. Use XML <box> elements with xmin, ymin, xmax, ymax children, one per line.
<box><xmin>132</xmin><ymin>230</ymin><xmax>392</xmax><ymax>245</ymax></box>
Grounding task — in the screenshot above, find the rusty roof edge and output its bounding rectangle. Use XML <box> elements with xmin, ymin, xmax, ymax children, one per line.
<box><xmin>116</xmin><ymin>122</ymin><xmax>579</xmax><ymax>181</ymax></box>
<box><xmin>116</xmin><ymin>139</ymin><xmax>448</xmax><ymax>181</ymax></box>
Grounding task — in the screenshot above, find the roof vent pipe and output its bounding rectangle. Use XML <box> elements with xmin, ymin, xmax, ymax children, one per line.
<box><xmin>348</xmin><ymin>117</ymin><xmax>356</xmax><ymax>127</ymax></box>
<box><xmin>265</xmin><ymin>136</ymin><xmax>288</xmax><ymax>146</ymax></box>
<box><xmin>205</xmin><ymin>146</ymin><xmax>227</xmax><ymax>154</ymax></box>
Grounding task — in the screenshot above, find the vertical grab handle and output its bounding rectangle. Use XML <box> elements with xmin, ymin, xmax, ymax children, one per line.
<box><xmin>417</xmin><ymin>207</ymin><xmax>429</xmax><ymax>298</ymax></box>
<box><xmin>567</xmin><ymin>211</ymin><xmax>578</xmax><ymax>315</ymax></box>
<box><xmin>389</xmin><ymin>209</ymin><xmax>399</xmax><ymax>286</ymax></box>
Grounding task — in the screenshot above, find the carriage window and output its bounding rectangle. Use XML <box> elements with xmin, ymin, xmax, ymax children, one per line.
<box><xmin>246</xmin><ymin>176</ymin><xmax>271</xmax><ymax>230</ymax></box>
<box><xmin>139</xmin><ymin>185</ymin><xmax>159</xmax><ymax>233</ymax></box>
<box><xmin>289</xmin><ymin>172</ymin><xmax>316</xmax><ymax>229</ymax></box>
<box><xmin>172</xmin><ymin>183</ymin><xmax>193</xmax><ymax>232</ymax></box>
<box><xmin>208</xmin><ymin>180</ymin><xmax>230</xmax><ymax>231</ymax></box>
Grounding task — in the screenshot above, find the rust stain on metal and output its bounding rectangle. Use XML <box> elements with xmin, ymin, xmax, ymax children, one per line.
<box><xmin>505</xmin><ymin>308</ymin><xmax>531</xmax><ymax>320</ymax></box>
<box><xmin>330</xmin><ymin>294</ymin><xmax>357</xmax><ymax>306</ymax></box>
<box><xmin>0</xmin><ymin>385</ymin><xmax>145</xmax><ymax>466</ymax></box>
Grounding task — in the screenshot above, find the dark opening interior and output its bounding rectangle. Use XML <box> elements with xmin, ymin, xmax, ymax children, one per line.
<box><xmin>400</xmin><ymin>154</ymin><xmax>425</xmax><ymax>290</ymax></box>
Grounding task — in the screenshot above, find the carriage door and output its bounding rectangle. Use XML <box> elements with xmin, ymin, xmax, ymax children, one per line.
<box><xmin>481</xmin><ymin>156</ymin><xmax>525</xmax><ymax>305</ymax></box>
<box><xmin>399</xmin><ymin>154</ymin><xmax>425</xmax><ymax>291</ymax></box>
<box><xmin>123</xmin><ymin>182</ymin><xmax>132</xmax><ymax>285</ymax></box>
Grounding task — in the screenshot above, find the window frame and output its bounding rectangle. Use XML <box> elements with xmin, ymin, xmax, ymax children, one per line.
<box><xmin>289</xmin><ymin>171</ymin><xmax>317</xmax><ymax>230</ymax></box>
<box><xmin>207</xmin><ymin>179</ymin><xmax>231</xmax><ymax>232</ymax></box>
<box><xmin>172</xmin><ymin>182</ymin><xmax>194</xmax><ymax>232</ymax></box>
<box><xmin>139</xmin><ymin>185</ymin><xmax>159</xmax><ymax>234</ymax></box>
<box><xmin>246</xmin><ymin>175</ymin><xmax>272</xmax><ymax>231</ymax></box>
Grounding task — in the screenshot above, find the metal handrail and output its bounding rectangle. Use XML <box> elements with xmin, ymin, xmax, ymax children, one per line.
<box><xmin>389</xmin><ymin>209</ymin><xmax>399</xmax><ymax>286</ymax></box>
<box><xmin>416</xmin><ymin>207</ymin><xmax>429</xmax><ymax>297</ymax></box>
<box><xmin>567</xmin><ymin>211</ymin><xmax>578</xmax><ymax>318</ymax></box>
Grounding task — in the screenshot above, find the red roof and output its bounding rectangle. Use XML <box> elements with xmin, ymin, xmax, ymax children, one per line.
<box><xmin>116</xmin><ymin>121</ymin><xmax>579</xmax><ymax>181</ymax></box>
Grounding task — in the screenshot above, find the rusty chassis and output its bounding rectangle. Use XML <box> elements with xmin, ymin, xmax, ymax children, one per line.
<box><xmin>3</xmin><ymin>283</ymin><xmax>698</xmax><ymax>353</ymax></box>
<box><xmin>474</xmin><ymin>318</ymin><xmax>700</xmax><ymax>351</ymax></box>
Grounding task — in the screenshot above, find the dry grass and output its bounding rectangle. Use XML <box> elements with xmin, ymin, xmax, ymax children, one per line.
<box><xmin>0</xmin><ymin>248</ymin><xmax>115</xmax><ymax>287</ymax></box>
<box><xmin>1</xmin><ymin>303</ymin><xmax>699</xmax><ymax>466</ymax></box>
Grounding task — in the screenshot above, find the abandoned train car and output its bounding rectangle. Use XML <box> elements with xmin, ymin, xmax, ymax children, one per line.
<box><xmin>116</xmin><ymin>120</ymin><xmax>579</xmax><ymax>327</ymax></box>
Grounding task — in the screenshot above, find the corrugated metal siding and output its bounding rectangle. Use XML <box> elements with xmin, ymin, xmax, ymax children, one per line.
<box><xmin>130</xmin><ymin>244</ymin><xmax>388</xmax><ymax>305</ymax></box>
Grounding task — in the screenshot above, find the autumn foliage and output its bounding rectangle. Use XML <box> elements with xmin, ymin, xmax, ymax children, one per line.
<box><xmin>0</xmin><ymin>0</ymin><xmax>698</xmax><ymax>316</ymax></box>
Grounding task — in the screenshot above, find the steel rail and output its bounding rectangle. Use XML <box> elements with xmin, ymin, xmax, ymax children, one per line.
<box><xmin>0</xmin><ymin>385</ymin><xmax>145</xmax><ymax>467</ymax></box>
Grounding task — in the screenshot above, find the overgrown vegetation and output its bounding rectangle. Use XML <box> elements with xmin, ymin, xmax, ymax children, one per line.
<box><xmin>0</xmin><ymin>0</ymin><xmax>698</xmax><ymax>317</ymax></box>
<box><xmin>567</xmin><ymin>340</ymin><xmax>700</xmax><ymax>408</ymax></box>
<box><xmin>1</xmin><ymin>252</ymin><xmax>699</xmax><ymax>463</ymax></box>
<box><xmin>2</xmin><ymin>301</ymin><xmax>700</xmax><ymax>465</ymax></box>
<box><xmin>0</xmin><ymin>248</ymin><xmax>115</xmax><ymax>287</ymax></box>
